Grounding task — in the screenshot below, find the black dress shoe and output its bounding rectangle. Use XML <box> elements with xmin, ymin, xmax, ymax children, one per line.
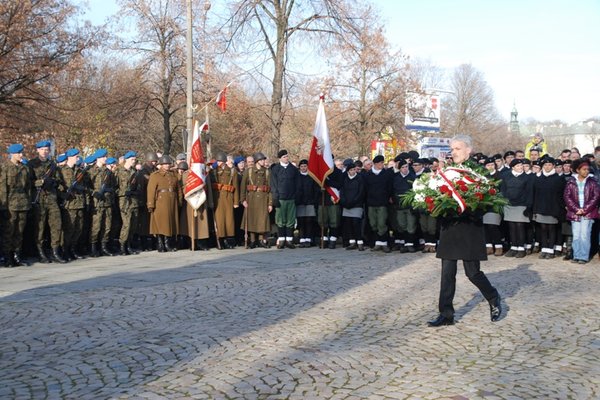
<box><xmin>427</xmin><ymin>315</ymin><xmax>455</xmax><ymax>327</ymax></box>
<box><xmin>490</xmin><ymin>295</ymin><xmax>502</xmax><ymax>322</ymax></box>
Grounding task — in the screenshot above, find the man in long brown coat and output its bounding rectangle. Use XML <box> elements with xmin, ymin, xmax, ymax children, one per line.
<box><xmin>240</xmin><ymin>152</ymin><xmax>272</xmax><ymax>248</ymax></box>
<box><xmin>210</xmin><ymin>152</ymin><xmax>239</xmax><ymax>249</ymax></box>
<box><xmin>147</xmin><ymin>155</ymin><xmax>182</xmax><ymax>252</ymax></box>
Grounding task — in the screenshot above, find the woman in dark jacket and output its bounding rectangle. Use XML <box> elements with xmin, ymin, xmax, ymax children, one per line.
<box><xmin>295</xmin><ymin>159</ymin><xmax>321</xmax><ymax>247</ymax></box>
<box><xmin>499</xmin><ymin>159</ymin><xmax>534</xmax><ymax>258</ymax></box>
<box><xmin>532</xmin><ymin>157</ymin><xmax>565</xmax><ymax>259</ymax></box>
<box><xmin>339</xmin><ymin>163</ymin><xmax>366</xmax><ymax>250</ymax></box>
<box><xmin>563</xmin><ymin>159</ymin><xmax>600</xmax><ymax>263</ymax></box>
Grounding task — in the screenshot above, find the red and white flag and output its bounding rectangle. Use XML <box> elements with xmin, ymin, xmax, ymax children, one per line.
<box><xmin>308</xmin><ymin>96</ymin><xmax>340</xmax><ymax>203</ymax></box>
<box><xmin>216</xmin><ymin>87</ymin><xmax>227</xmax><ymax>112</ymax></box>
<box><xmin>184</xmin><ymin>120</ymin><xmax>208</xmax><ymax>210</ymax></box>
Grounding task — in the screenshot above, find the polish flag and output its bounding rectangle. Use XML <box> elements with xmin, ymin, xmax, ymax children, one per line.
<box><xmin>184</xmin><ymin>120</ymin><xmax>208</xmax><ymax>210</ymax></box>
<box><xmin>308</xmin><ymin>95</ymin><xmax>339</xmax><ymax>203</ymax></box>
<box><xmin>216</xmin><ymin>87</ymin><xmax>227</xmax><ymax>112</ymax></box>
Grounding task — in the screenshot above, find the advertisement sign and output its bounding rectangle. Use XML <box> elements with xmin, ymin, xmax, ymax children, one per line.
<box><xmin>418</xmin><ymin>137</ymin><xmax>451</xmax><ymax>160</ymax></box>
<box><xmin>370</xmin><ymin>139</ymin><xmax>399</xmax><ymax>162</ymax></box>
<box><xmin>405</xmin><ymin>92</ymin><xmax>441</xmax><ymax>132</ymax></box>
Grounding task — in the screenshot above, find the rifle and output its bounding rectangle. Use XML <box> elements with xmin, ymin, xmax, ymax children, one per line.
<box><xmin>65</xmin><ymin>165</ymin><xmax>92</xmax><ymax>198</ymax></box>
<box><xmin>33</xmin><ymin>161</ymin><xmax>57</xmax><ymax>205</ymax></box>
<box><xmin>94</xmin><ymin>167</ymin><xmax>114</xmax><ymax>201</ymax></box>
<box><xmin>125</xmin><ymin>169</ymin><xmax>139</xmax><ymax>197</ymax></box>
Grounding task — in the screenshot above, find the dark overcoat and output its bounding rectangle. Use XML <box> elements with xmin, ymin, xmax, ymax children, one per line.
<box><xmin>436</xmin><ymin>214</ymin><xmax>487</xmax><ymax>261</ymax></box>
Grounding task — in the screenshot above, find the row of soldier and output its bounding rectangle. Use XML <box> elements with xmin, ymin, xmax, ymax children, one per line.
<box><xmin>1</xmin><ymin>140</ymin><xmax>599</xmax><ymax>268</ymax></box>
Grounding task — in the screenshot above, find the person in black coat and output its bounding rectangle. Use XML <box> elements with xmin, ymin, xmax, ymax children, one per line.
<box><xmin>532</xmin><ymin>157</ymin><xmax>566</xmax><ymax>259</ymax></box>
<box><xmin>428</xmin><ymin>135</ymin><xmax>502</xmax><ymax>327</ymax></box>
<box><xmin>339</xmin><ymin>162</ymin><xmax>366</xmax><ymax>250</ymax></box>
<box><xmin>499</xmin><ymin>159</ymin><xmax>534</xmax><ymax>258</ymax></box>
<box><xmin>270</xmin><ymin>149</ymin><xmax>299</xmax><ymax>249</ymax></box>
<box><xmin>295</xmin><ymin>159</ymin><xmax>320</xmax><ymax>247</ymax></box>
<box><xmin>391</xmin><ymin>158</ymin><xmax>418</xmax><ymax>252</ymax></box>
<box><xmin>363</xmin><ymin>155</ymin><xmax>393</xmax><ymax>252</ymax></box>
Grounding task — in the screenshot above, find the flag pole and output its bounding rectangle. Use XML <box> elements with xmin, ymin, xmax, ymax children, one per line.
<box><xmin>320</xmin><ymin>190</ymin><xmax>325</xmax><ymax>249</ymax></box>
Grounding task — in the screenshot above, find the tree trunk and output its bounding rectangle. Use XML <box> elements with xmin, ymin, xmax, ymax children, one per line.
<box><xmin>269</xmin><ymin>7</ymin><xmax>287</xmax><ymax>157</ymax></box>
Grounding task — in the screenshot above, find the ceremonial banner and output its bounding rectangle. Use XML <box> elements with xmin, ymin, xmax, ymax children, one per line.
<box><xmin>308</xmin><ymin>96</ymin><xmax>340</xmax><ymax>203</ymax></box>
<box><xmin>184</xmin><ymin>120</ymin><xmax>208</xmax><ymax>210</ymax></box>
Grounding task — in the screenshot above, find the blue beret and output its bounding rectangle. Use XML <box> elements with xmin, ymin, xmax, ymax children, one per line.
<box><xmin>21</xmin><ymin>158</ymin><xmax>28</xmax><ymax>165</ymax></box>
<box><xmin>124</xmin><ymin>150</ymin><xmax>137</xmax><ymax>159</ymax></box>
<box><xmin>84</xmin><ymin>155</ymin><xmax>96</xmax><ymax>164</ymax></box>
<box><xmin>212</xmin><ymin>161</ymin><xmax>218</xmax><ymax>169</ymax></box>
<box><xmin>233</xmin><ymin>156</ymin><xmax>245</xmax><ymax>165</ymax></box>
<box><xmin>7</xmin><ymin>143</ymin><xmax>24</xmax><ymax>154</ymax></box>
<box><xmin>106</xmin><ymin>157</ymin><xmax>117</xmax><ymax>165</ymax></box>
<box><xmin>56</xmin><ymin>153</ymin><xmax>67</xmax><ymax>163</ymax></box>
<box><xmin>36</xmin><ymin>140</ymin><xmax>51</xmax><ymax>148</ymax></box>
<box><xmin>66</xmin><ymin>148</ymin><xmax>80</xmax><ymax>157</ymax></box>
<box><xmin>94</xmin><ymin>148</ymin><xmax>108</xmax><ymax>158</ymax></box>
<box><xmin>75</xmin><ymin>156</ymin><xmax>83</xmax><ymax>166</ymax></box>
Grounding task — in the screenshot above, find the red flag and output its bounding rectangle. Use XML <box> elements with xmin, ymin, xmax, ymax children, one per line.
<box><xmin>308</xmin><ymin>96</ymin><xmax>339</xmax><ymax>203</ymax></box>
<box><xmin>185</xmin><ymin>120</ymin><xmax>207</xmax><ymax>209</ymax></box>
<box><xmin>216</xmin><ymin>87</ymin><xmax>227</xmax><ymax>112</ymax></box>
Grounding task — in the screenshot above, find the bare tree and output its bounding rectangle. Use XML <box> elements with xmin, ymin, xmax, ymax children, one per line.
<box><xmin>225</xmin><ymin>0</ymin><xmax>359</xmax><ymax>156</ymax></box>
<box><xmin>443</xmin><ymin>63</ymin><xmax>517</xmax><ymax>152</ymax></box>
<box><xmin>116</xmin><ymin>0</ymin><xmax>188</xmax><ymax>155</ymax></box>
<box><xmin>0</xmin><ymin>0</ymin><xmax>97</xmax><ymax>133</ymax></box>
<box><xmin>329</xmin><ymin>7</ymin><xmax>410</xmax><ymax>156</ymax></box>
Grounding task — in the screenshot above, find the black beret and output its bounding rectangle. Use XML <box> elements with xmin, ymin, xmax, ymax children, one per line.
<box><xmin>299</xmin><ymin>159</ymin><xmax>308</xmax><ymax>166</ymax></box>
<box><xmin>398</xmin><ymin>152</ymin><xmax>410</xmax><ymax>160</ymax></box>
<box><xmin>541</xmin><ymin>157</ymin><xmax>555</xmax><ymax>165</ymax></box>
<box><xmin>509</xmin><ymin>159</ymin><xmax>523</xmax><ymax>168</ymax></box>
<box><xmin>563</xmin><ymin>159</ymin><xmax>572</xmax><ymax>165</ymax></box>
<box><xmin>553</xmin><ymin>159</ymin><xmax>563</xmax><ymax>166</ymax></box>
<box><xmin>504</xmin><ymin>151</ymin><xmax>516</xmax><ymax>158</ymax></box>
<box><xmin>531</xmin><ymin>160</ymin><xmax>540</xmax><ymax>166</ymax></box>
<box><xmin>493</xmin><ymin>153</ymin><xmax>502</xmax><ymax>160</ymax></box>
<box><xmin>484</xmin><ymin>157</ymin><xmax>495</xmax><ymax>165</ymax></box>
<box><xmin>277</xmin><ymin>149</ymin><xmax>288</xmax><ymax>158</ymax></box>
<box><xmin>408</xmin><ymin>150</ymin><xmax>420</xmax><ymax>160</ymax></box>
<box><xmin>373</xmin><ymin>155</ymin><xmax>384</xmax><ymax>163</ymax></box>
<box><xmin>343</xmin><ymin>158</ymin><xmax>354</xmax><ymax>167</ymax></box>
<box><xmin>521</xmin><ymin>159</ymin><xmax>531</xmax><ymax>165</ymax></box>
<box><xmin>397</xmin><ymin>159</ymin><xmax>408</xmax><ymax>167</ymax></box>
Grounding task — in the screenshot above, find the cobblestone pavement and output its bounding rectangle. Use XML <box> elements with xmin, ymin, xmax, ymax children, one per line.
<box><xmin>1</xmin><ymin>247</ymin><xmax>599</xmax><ymax>400</ymax></box>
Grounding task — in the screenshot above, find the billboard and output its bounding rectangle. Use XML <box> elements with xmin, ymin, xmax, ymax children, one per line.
<box><xmin>405</xmin><ymin>91</ymin><xmax>441</xmax><ymax>132</ymax></box>
<box><xmin>418</xmin><ymin>137</ymin><xmax>451</xmax><ymax>160</ymax></box>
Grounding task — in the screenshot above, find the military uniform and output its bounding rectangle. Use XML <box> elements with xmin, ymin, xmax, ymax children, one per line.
<box><xmin>137</xmin><ymin>161</ymin><xmax>156</xmax><ymax>249</ymax></box>
<box><xmin>60</xmin><ymin>163</ymin><xmax>89</xmax><ymax>259</ymax></box>
<box><xmin>90</xmin><ymin>164</ymin><xmax>117</xmax><ymax>256</ymax></box>
<box><xmin>29</xmin><ymin>156</ymin><xmax>66</xmax><ymax>262</ymax></box>
<box><xmin>115</xmin><ymin>164</ymin><xmax>141</xmax><ymax>255</ymax></box>
<box><xmin>211</xmin><ymin>163</ymin><xmax>239</xmax><ymax>247</ymax></box>
<box><xmin>0</xmin><ymin>158</ymin><xmax>31</xmax><ymax>266</ymax></box>
<box><xmin>179</xmin><ymin>171</ymin><xmax>213</xmax><ymax>249</ymax></box>
<box><xmin>240</xmin><ymin>165</ymin><xmax>272</xmax><ymax>247</ymax></box>
<box><xmin>147</xmin><ymin>167</ymin><xmax>182</xmax><ymax>251</ymax></box>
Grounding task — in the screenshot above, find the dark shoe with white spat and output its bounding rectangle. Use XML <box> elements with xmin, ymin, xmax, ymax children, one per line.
<box><xmin>490</xmin><ymin>295</ymin><xmax>502</xmax><ymax>322</ymax></box>
<box><xmin>427</xmin><ymin>315</ymin><xmax>455</xmax><ymax>327</ymax></box>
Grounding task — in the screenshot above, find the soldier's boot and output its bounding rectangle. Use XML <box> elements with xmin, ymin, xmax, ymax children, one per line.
<box><xmin>563</xmin><ymin>237</ymin><xmax>573</xmax><ymax>260</ymax></box>
<box><xmin>70</xmin><ymin>247</ymin><xmax>84</xmax><ymax>260</ymax></box>
<box><xmin>2</xmin><ymin>252</ymin><xmax>14</xmax><ymax>268</ymax></box>
<box><xmin>164</xmin><ymin>236</ymin><xmax>177</xmax><ymax>252</ymax></box>
<box><xmin>127</xmin><ymin>241</ymin><xmax>140</xmax><ymax>255</ymax></box>
<box><xmin>37</xmin><ymin>245</ymin><xmax>50</xmax><ymax>264</ymax></box>
<box><xmin>157</xmin><ymin>236</ymin><xmax>166</xmax><ymax>253</ymax></box>
<box><xmin>101</xmin><ymin>242</ymin><xmax>116</xmax><ymax>257</ymax></box>
<box><xmin>13</xmin><ymin>251</ymin><xmax>28</xmax><ymax>267</ymax></box>
<box><xmin>90</xmin><ymin>243</ymin><xmax>100</xmax><ymax>258</ymax></box>
<box><xmin>52</xmin><ymin>248</ymin><xmax>68</xmax><ymax>264</ymax></box>
<box><xmin>120</xmin><ymin>242</ymin><xmax>130</xmax><ymax>256</ymax></box>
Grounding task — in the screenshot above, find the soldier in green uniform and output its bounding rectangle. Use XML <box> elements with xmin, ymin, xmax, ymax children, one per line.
<box><xmin>29</xmin><ymin>140</ymin><xmax>67</xmax><ymax>263</ymax></box>
<box><xmin>240</xmin><ymin>152</ymin><xmax>272</xmax><ymax>248</ymax></box>
<box><xmin>115</xmin><ymin>151</ymin><xmax>141</xmax><ymax>255</ymax></box>
<box><xmin>59</xmin><ymin>148</ymin><xmax>88</xmax><ymax>260</ymax></box>
<box><xmin>211</xmin><ymin>152</ymin><xmax>240</xmax><ymax>249</ymax></box>
<box><xmin>89</xmin><ymin>149</ymin><xmax>117</xmax><ymax>257</ymax></box>
<box><xmin>0</xmin><ymin>144</ymin><xmax>32</xmax><ymax>267</ymax></box>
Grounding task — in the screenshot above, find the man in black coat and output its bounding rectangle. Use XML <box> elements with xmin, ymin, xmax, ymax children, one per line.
<box><xmin>428</xmin><ymin>135</ymin><xmax>503</xmax><ymax>327</ymax></box>
<box><xmin>270</xmin><ymin>149</ymin><xmax>299</xmax><ymax>249</ymax></box>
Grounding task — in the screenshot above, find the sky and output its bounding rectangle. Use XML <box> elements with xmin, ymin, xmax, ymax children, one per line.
<box><xmin>83</xmin><ymin>0</ymin><xmax>600</xmax><ymax>124</ymax></box>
